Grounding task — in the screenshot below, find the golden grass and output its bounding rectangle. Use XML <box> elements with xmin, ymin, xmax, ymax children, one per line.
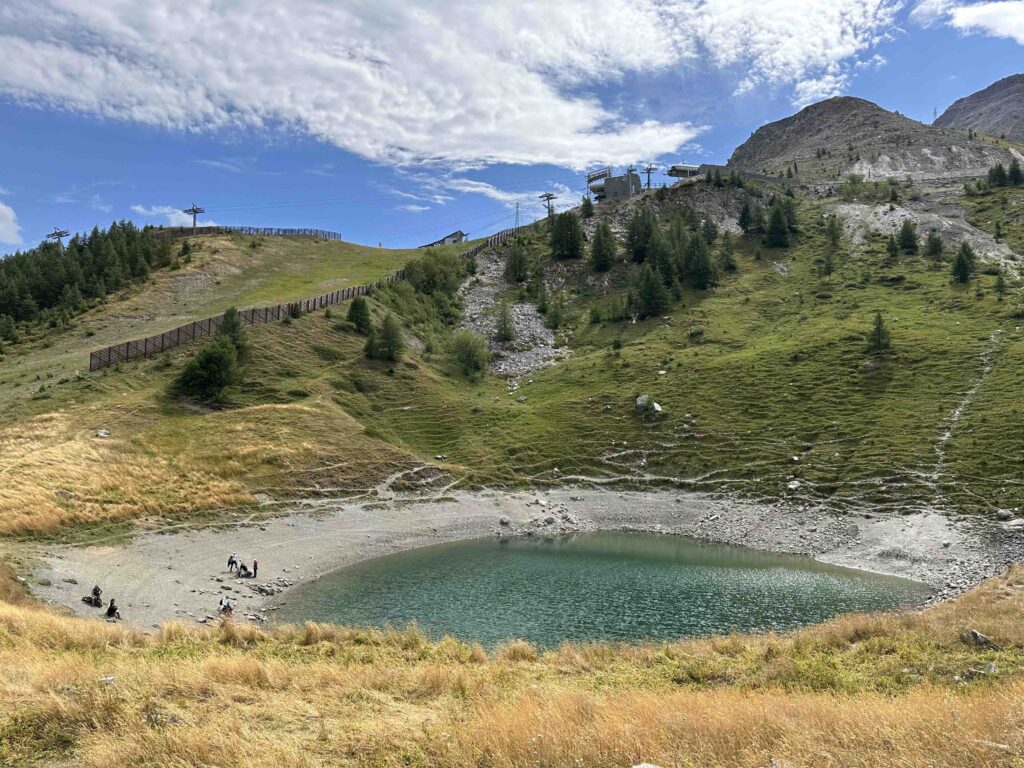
<box><xmin>2</xmin><ymin>568</ymin><xmax>1024</xmax><ymax>766</ymax></box>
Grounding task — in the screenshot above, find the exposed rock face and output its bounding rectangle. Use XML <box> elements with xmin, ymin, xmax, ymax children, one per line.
<box><xmin>729</xmin><ymin>96</ymin><xmax>1018</xmax><ymax>180</ymax></box>
<box><xmin>935</xmin><ymin>74</ymin><xmax>1024</xmax><ymax>143</ymax></box>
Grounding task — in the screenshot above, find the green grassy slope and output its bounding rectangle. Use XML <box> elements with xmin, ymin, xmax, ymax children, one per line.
<box><xmin>0</xmin><ymin>233</ymin><xmax>473</xmax><ymax>404</ymax></box>
<box><xmin>1</xmin><ymin>185</ymin><xmax>1022</xmax><ymax>537</ymax></box>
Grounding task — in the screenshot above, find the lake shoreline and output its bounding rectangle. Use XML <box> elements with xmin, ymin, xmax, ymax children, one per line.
<box><xmin>29</xmin><ymin>488</ymin><xmax>1023</xmax><ymax>631</ymax></box>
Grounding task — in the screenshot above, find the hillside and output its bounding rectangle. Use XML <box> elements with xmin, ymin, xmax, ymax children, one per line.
<box><xmin>729</xmin><ymin>96</ymin><xmax>1020</xmax><ymax>180</ymax></box>
<box><xmin>936</xmin><ymin>74</ymin><xmax>1024</xmax><ymax>142</ymax></box>
<box><xmin>0</xmin><ymin>233</ymin><xmax>470</xmax><ymax>404</ymax></box>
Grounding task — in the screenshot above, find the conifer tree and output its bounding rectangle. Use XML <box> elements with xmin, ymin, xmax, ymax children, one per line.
<box><xmin>765</xmin><ymin>204</ymin><xmax>789</xmax><ymax>247</ymax></box>
<box><xmin>1010</xmin><ymin>158</ymin><xmax>1023</xmax><ymax>186</ymax></box>
<box><xmin>886</xmin><ymin>234</ymin><xmax>900</xmax><ymax>260</ymax></box>
<box><xmin>376</xmin><ymin>313</ymin><xmax>405</xmax><ymax>361</ymax></box>
<box><xmin>550</xmin><ymin>211</ymin><xmax>584</xmax><ymax>260</ymax></box>
<box><xmin>494</xmin><ymin>302</ymin><xmax>516</xmax><ymax>342</ymax></box>
<box><xmin>590</xmin><ymin>221</ymin><xmax>615</xmax><ymax>272</ymax></box>
<box><xmin>685</xmin><ymin>236</ymin><xmax>718</xmax><ymax>289</ymax></box>
<box><xmin>347</xmin><ymin>296</ymin><xmax>372</xmax><ymax>334</ymax></box>
<box><xmin>717</xmin><ymin>232</ymin><xmax>737</xmax><ymax>272</ymax></box>
<box><xmin>924</xmin><ymin>231</ymin><xmax>944</xmax><ymax>261</ymax></box>
<box><xmin>988</xmin><ymin>162</ymin><xmax>1009</xmax><ymax>187</ymax></box>
<box><xmin>820</xmin><ymin>251</ymin><xmax>834</xmax><ymax>279</ymax></box>
<box><xmin>866</xmin><ymin>310</ymin><xmax>892</xmax><ymax>356</ymax></box>
<box><xmin>952</xmin><ymin>244</ymin><xmax>973</xmax><ymax>283</ymax></box>
<box><xmin>738</xmin><ymin>200</ymin><xmax>752</xmax><ymax>233</ymax></box>
<box><xmin>626</xmin><ymin>208</ymin><xmax>657</xmax><ymax>263</ymax></box>
<box><xmin>581</xmin><ymin>195</ymin><xmax>594</xmax><ymax>219</ymax></box>
<box><xmin>995</xmin><ymin>273</ymin><xmax>1008</xmax><ymax>300</ymax></box>
<box><xmin>826</xmin><ymin>214</ymin><xmax>842</xmax><ymax>248</ymax></box>
<box><xmin>218</xmin><ymin>306</ymin><xmax>247</xmax><ymax>357</ymax></box>
<box><xmin>504</xmin><ymin>237</ymin><xmax>529</xmax><ymax>283</ymax></box>
<box><xmin>898</xmin><ymin>219</ymin><xmax>918</xmax><ymax>254</ymax></box>
<box><xmin>636</xmin><ymin>264</ymin><xmax>670</xmax><ymax>318</ymax></box>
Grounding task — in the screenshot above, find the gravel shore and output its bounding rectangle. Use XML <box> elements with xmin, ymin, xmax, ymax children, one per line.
<box><xmin>30</xmin><ymin>489</ymin><xmax>1024</xmax><ymax>630</ymax></box>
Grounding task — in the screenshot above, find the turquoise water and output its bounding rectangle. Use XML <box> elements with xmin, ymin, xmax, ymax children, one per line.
<box><xmin>275</xmin><ymin>533</ymin><xmax>932</xmax><ymax>647</ymax></box>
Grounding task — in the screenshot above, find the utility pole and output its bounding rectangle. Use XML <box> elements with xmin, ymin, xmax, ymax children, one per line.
<box><xmin>539</xmin><ymin>192</ymin><xmax>556</xmax><ymax>218</ymax></box>
<box><xmin>643</xmin><ymin>163</ymin><xmax>657</xmax><ymax>189</ymax></box>
<box><xmin>45</xmin><ymin>227</ymin><xmax>69</xmax><ymax>252</ymax></box>
<box><xmin>182</xmin><ymin>203</ymin><xmax>205</xmax><ymax>233</ymax></box>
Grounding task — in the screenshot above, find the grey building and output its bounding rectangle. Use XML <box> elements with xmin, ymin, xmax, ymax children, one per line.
<box><xmin>419</xmin><ymin>230</ymin><xmax>467</xmax><ymax>248</ymax></box>
<box><xmin>589</xmin><ymin>171</ymin><xmax>642</xmax><ymax>203</ymax></box>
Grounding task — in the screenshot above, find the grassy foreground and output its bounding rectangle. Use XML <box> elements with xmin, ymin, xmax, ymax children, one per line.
<box><xmin>1</xmin><ymin>567</ymin><xmax>1023</xmax><ymax>766</ymax></box>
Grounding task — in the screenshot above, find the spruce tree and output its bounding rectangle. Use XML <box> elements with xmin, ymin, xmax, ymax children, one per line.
<box><xmin>988</xmin><ymin>163</ymin><xmax>1009</xmax><ymax>187</ymax></box>
<box><xmin>347</xmin><ymin>296</ymin><xmax>372</xmax><ymax>334</ymax></box>
<box><xmin>738</xmin><ymin>200</ymin><xmax>752</xmax><ymax>233</ymax></box>
<box><xmin>924</xmin><ymin>231</ymin><xmax>944</xmax><ymax>261</ymax></box>
<box><xmin>952</xmin><ymin>245</ymin><xmax>973</xmax><ymax>283</ymax></box>
<box><xmin>494</xmin><ymin>302</ymin><xmax>516</xmax><ymax>342</ymax></box>
<box><xmin>820</xmin><ymin>251</ymin><xmax>834</xmax><ymax>279</ymax></box>
<box><xmin>218</xmin><ymin>306</ymin><xmax>247</xmax><ymax>357</ymax></box>
<box><xmin>550</xmin><ymin>211</ymin><xmax>584</xmax><ymax>260</ymax></box>
<box><xmin>826</xmin><ymin>214</ymin><xmax>842</xmax><ymax>248</ymax></box>
<box><xmin>176</xmin><ymin>337</ymin><xmax>238</xmax><ymax>400</ymax></box>
<box><xmin>886</xmin><ymin>234</ymin><xmax>900</xmax><ymax>260</ymax></box>
<box><xmin>626</xmin><ymin>208</ymin><xmax>656</xmax><ymax>263</ymax></box>
<box><xmin>898</xmin><ymin>219</ymin><xmax>918</xmax><ymax>254</ymax></box>
<box><xmin>636</xmin><ymin>264</ymin><xmax>670</xmax><ymax>318</ymax></box>
<box><xmin>504</xmin><ymin>238</ymin><xmax>529</xmax><ymax>283</ymax></box>
<box><xmin>1010</xmin><ymin>158</ymin><xmax>1023</xmax><ymax>186</ymax></box>
<box><xmin>717</xmin><ymin>232</ymin><xmax>737</xmax><ymax>272</ymax></box>
<box><xmin>866</xmin><ymin>310</ymin><xmax>892</xmax><ymax>356</ymax></box>
<box><xmin>590</xmin><ymin>221</ymin><xmax>615</xmax><ymax>272</ymax></box>
<box><xmin>995</xmin><ymin>273</ymin><xmax>1008</xmax><ymax>300</ymax></box>
<box><xmin>685</xmin><ymin>236</ymin><xmax>718</xmax><ymax>289</ymax></box>
<box><xmin>765</xmin><ymin>204</ymin><xmax>789</xmax><ymax>247</ymax></box>
<box><xmin>581</xmin><ymin>195</ymin><xmax>594</xmax><ymax>218</ymax></box>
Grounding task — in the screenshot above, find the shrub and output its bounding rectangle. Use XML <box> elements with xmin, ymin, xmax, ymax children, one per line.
<box><xmin>451</xmin><ymin>330</ymin><xmax>490</xmax><ymax>379</ymax></box>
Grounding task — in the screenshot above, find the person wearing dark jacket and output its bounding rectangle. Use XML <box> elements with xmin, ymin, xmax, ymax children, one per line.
<box><xmin>105</xmin><ymin>599</ymin><xmax>121</xmax><ymax>620</ymax></box>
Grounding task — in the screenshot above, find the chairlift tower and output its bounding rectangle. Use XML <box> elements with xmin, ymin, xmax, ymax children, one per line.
<box><xmin>182</xmin><ymin>203</ymin><xmax>205</xmax><ymax>233</ymax></box>
<box><xmin>539</xmin><ymin>192</ymin><xmax>557</xmax><ymax>218</ymax></box>
<box><xmin>45</xmin><ymin>227</ymin><xmax>70</xmax><ymax>252</ymax></box>
<box><xmin>643</xmin><ymin>164</ymin><xmax>657</xmax><ymax>189</ymax></box>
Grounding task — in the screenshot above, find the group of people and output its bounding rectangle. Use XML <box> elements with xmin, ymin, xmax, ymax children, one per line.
<box><xmin>226</xmin><ymin>552</ymin><xmax>258</xmax><ymax>579</ymax></box>
<box><xmin>81</xmin><ymin>584</ymin><xmax>121</xmax><ymax>620</ymax></box>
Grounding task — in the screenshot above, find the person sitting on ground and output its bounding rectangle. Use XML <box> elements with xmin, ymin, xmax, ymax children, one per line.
<box><xmin>105</xmin><ymin>599</ymin><xmax>121</xmax><ymax>620</ymax></box>
<box><xmin>237</xmin><ymin>562</ymin><xmax>251</xmax><ymax>578</ymax></box>
<box><xmin>91</xmin><ymin>584</ymin><xmax>102</xmax><ymax>606</ymax></box>
<box><xmin>218</xmin><ymin>595</ymin><xmax>234</xmax><ymax>615</ymax></box>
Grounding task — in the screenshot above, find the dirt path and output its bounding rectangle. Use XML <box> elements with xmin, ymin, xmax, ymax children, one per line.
<box><xmin>27</xmin><ymin>488</ymin><xmax>1022</xmax><ymax>631</ymax></box>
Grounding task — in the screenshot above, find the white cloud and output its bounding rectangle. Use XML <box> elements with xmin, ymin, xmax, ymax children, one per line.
<box><xmin>130</xmin><ymin>204</ymin><xmax>218</xmax><ymax>227</ymax></box>
<box><xmin>0</xmin><ymin>202</ymin><xmax>22</xmax><ymax>244</ymax></box>
<box><xmin>396</xmin><ymin>204</ymin><xmax>430</xmax><ymax>213</ymax></box>
<box><xmin>913</xmin><ymin>0</ymin><xmax>1024</xmax><ymax>44</ymax></box>
<box><xmin>0</xmin><ymin>184</ymin><xmax>9</xmax><ymax>195</ymax></box>
<box><xmin>0</xmin><ymin>1</ymin><xmax>901</xmax><ymax>168</ymax></box>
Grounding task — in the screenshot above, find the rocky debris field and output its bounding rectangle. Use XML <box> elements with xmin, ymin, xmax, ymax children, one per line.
<box><xmin>459</xmin><ymin>246</ymin><xmax>568</xmax><ymax>378</ymax></box>
<box><xmin>834</xmin><ymin>195</ymin><xmax>1020</xmax><ymax>272</ymax></box>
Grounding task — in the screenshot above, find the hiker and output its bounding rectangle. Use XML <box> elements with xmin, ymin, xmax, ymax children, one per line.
<box><xmin>218</xmin><ymin>595</ymin><xmax>234</xmax><ymax>615</ymax></box>
<box><xmin>237</xmin><ymin>562</ymin><xmax>251</xmax><ymax>578</ymax></box>
<box><xmin>227</xmin><ymin>553</ymin><xmax>238</xmax><ymax>572</ymax></box>
<box><xmin>252</xmin><ymin>560</ymin><xmax>258</xmax><ymax>578</ymax></box>
<box><xmin>105</xmin><ymin>599</ymin><xmax>121</xmax><ymax>620</ymax></box>
<box><xmin>91</xmin><ymin>584</ymin><xmax>102</xmax><ymax>606</ymax></box>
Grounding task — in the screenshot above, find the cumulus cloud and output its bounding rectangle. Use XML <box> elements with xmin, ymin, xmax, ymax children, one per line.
<box><xmin>130</xmin><ymin>204</ymin><xmax>218</xmax><ymax>227</ymax></box>
<box><xmin>913</xmin><ymin>0</ymin><xmax>1024</xmax><ymax>44</ymax></box>
<box><xmin>0</xmin><ymin>201</ymin><xmax>22</xmax><ymax>245</ymax></box>
<box><xmin>0</xmin><ymin>1</ymin><xmax>901</xmax><ymax>168</ymax></box>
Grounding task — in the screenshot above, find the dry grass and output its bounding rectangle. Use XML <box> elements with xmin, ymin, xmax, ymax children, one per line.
<box><xmin>2</xmin><ymin>568</ymin><xmax>1024</xmax><ymax>766</ymax></box>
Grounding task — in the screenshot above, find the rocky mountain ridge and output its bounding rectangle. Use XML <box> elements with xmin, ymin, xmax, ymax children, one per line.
<box><xmin>935</xmin><ymin>73</ymin><xmax>1024</xmax><ymax>143</ymax></box>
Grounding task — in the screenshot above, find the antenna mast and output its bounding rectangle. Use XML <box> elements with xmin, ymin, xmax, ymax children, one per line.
<box><xmin>182</xmin><ymin>203</ymin><xmax>205</xmax><ymax>233</ymax></box>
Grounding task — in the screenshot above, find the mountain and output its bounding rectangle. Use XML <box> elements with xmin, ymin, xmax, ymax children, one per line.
<box><xmin>935</xmin><ymin>73</ymin><xmax>1024</xmax><ymax>142</ymax></box>
<box><xmin>729</xmin><ymin>96</ymin><xmax>1016</xmax><ymax>180</ymax></box>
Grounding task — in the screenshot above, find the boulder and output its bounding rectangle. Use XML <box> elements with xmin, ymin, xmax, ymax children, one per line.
<box><xmin>635</xmin><ymin>395</ymin><xmax>650</xmax><ymax>409</ymax></box>
<box><xmin>960</xmin><ymin>628</ymin><xmax>997</xmax><ymax>648</ymax></box>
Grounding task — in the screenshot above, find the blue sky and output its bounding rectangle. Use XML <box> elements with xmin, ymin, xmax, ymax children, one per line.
<box><xmin>0</xmin><ymin>0</ymin><xmax>1022</xmax><ymax>254</ymax></box>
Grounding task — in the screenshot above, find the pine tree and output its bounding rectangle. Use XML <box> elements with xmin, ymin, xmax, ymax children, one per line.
<box><xmin>550</xmin><ymin>211</ymin><xmax>584</xmax><ymax>260</ymax></box>
<box><xmin>347</xmin><ymin>296</ymin><xmax>372</xmax><ymax>334</ymax></box>
<box><xmin>685</xmin><ymin>236</ymin><xmax>718</xmax><ymax>289</ymax></box>
<box><xmin>494</xmin><ymin>302</ymin><xmax>516</xmax><ymax>342</ymax></box>
<box><xmin>886</xmin><ymin>234</ymin><xmax>900</xmax><ymax>260</ymax></box>
<box><xmin>581</xmin><ymin>195</ymin><xmax>594</xmax><ymax>218</ymax></box>
<box><xmin>370</xmin><ymin>313</ymin><xmax>405</xmax><ymax>364</ymax></box>
<box><xmin>898</xmin><ymin>219</ymin><xmax>918</xmax><ymax>254</ymax></box>
<box><xmin>636</xmin><ymin>264</ymin><xmax>670</xmax><ymax>318</ymax></box>
<box><xmin>826</xmin><ymin>214</ymin><xmax>842</xmax><ymax>248</ymax></box>
<box><xmin>738</xmin><ymin>200</ymin><xmax>752</xmax><ymax>233</ymax></box>
<box><xmin>820</xmin><ymin>251</ymin><xmax>834</xmax><ymax>279</ymax></box>
<box><xmin>866</xmin><ymin>310</ymin><xmax>892</xmax><ymax>356</ymax></box>
<box><xmin>218</xmin><ymin>306</ymin><xmax>247</xmax><ymax>357</ymax></box>
<box><xmin>590</xmin><ymin>221</ymin><xmax>615</xmax><ymax>272</ymax></box>
<box><xmin>952</xmin><ymin>245</ymin><xmax>973</xmax><ymax>283</ymax></box>
<box><xmin>1010</xmin><ymin>158</ymin><xmax>1023</xmax><ymax>186</ymax></box>
<box><xmin>176</xmin><ymin>337</ymin><xmax>238</xmax><ymax>400</ymax></box>
<box><xmin>988</xmin><ymin>163</ymin><xmax>1009</xmax><ymax>187</ymax></box>
<box><xmin>995</xmin><ymin>273</ymin><xmax>1008</xmax><ymax>300</ymax></box>
<box><xmin>924</xmin><ymin>231</ymin><xmax>944</xmax><ymax>261</ymax></box>
<box><xmin>765</xmin><ymin>204</ymin><xmax>789</xmax><ymax>247</ymax></box>
<box><xmin>750</xmin><ymin>203</ymin><xmax>767</xmax><ymax>234</ymax></box>
<box><xmin>702</xmin><ymin>217</ymin><xmax>718</xmax><ymax>244</ymax></box>
<box><xmin>504</xmin><ymin>238</ymin><xmax>529</xmax><ymax>283</ymax></box>
<box><xmin>717</xmin><ymin>232</ymin><xmax>737</xmax><ymax>272</ymax></box>
<box><xmin>626</xmin><ymin>208</ymin><xmax>657</xmax><ymax>263</ymax></box>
